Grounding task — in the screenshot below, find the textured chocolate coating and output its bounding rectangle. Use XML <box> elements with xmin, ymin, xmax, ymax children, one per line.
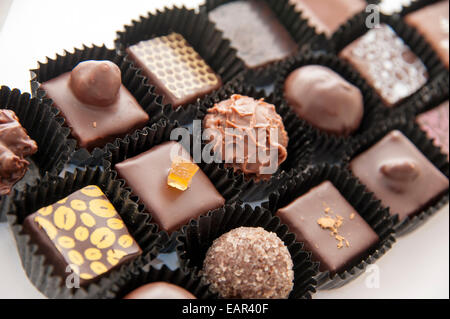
<box><xmin>115</xmin><ymin>142</ymin><xmax>225</xmax><ymax>233</ymax></box>
<box><xmin>405</xmin><ymin>1</ymin><xmax>449</xmax><ymax>69</ymax></box>
<box><xmin>277</xmin><ymin>181</ymin><xmax>379</xmax><ymax>274</ymax></box>
<box><xmin>350</xmin><ymin>130</ymin><xmax>449</xmax><ymax>221</ymax></box>
<box><xmin>284</xmin><ymin>65</ymin><xmax>364</xmax><ymax>136</ymax></box>
<box><xmin>126</xmin><ymin>33</ymin><xmax>222</xmax><ymax>108</ymax></box>
<box><xmin>0</xmin><ymin>110</ymin><xmax>38</xmax><ymax>195</ymax></box>
<box><xmin>203</xmin><ymin>95</ymin><xmax>289</xmax><ymax>180</ymax></box>
<box><xmin>124</xmin><ymin>282</ymin><xmax>197</xmax><ymax>299</ymax></box>
<box><xmin>339</xmin><ymin>24</ymin><xmax>428</xmax><ymax>107</ymax></box>
<box><xmin>378</xmin><ymin>0</ymin><xmax>418</xmax><ymax>15</ymax></box>
<box><xmin>289</xmin><ymin>0</ymin><xmax>366</xmax><ymax>37</ymax></box>
<box><xmin>209</xmin><ymin>0</ymin><xmax>298</xmax><ymax>69</ymax></box>
<box><xmin>417</xmin><ymin>100</ymin><xmax>449</xmax><ymax>159</ymax></box>
<box><xmin>22</xmin><ymin>186</ymin><xmax>142</xmax><ymax>287</ymax></box>
<box><xmin>70</xmin><ymin>60</ymin><xmax>122</xmax><ymax>106</ymax></box>
<box><xmin>40</xmin><ymin>60</ymin><xmax>149</xmax><ymax>151</ymax></box>
<box><xmin>203</xmin><ymin>227</ymin><xmax>294</xmax><ymax>299</ymax></box>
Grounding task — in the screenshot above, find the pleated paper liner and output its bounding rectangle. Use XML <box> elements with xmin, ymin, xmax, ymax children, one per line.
<box><xmin>195</xmin><ymin>80</ymin><xmax>316</xmax><ymax>202</ymax></box>
<box><xmin>200</xmin><ymin>0</ymin><xmax>330</xmax><ymax>86</ymax></box>
<box><xmin>347</xmin><ymin>114</ymin><xmax>449</xmax><ymax>236</ymax></box>
<box><xmin>115</xmin><ymin>6</ymin><xmax>246</xmax><ymax>110</ymax></box>
<box><xmin>176</xmin><ymin>203</ymin><xmax>318</xmax><ymax>299</ymax></box>
<box><xmin>99</xmin><ymin>119</ymin><xmax>242</xmax><ymax>245</ymax></box>
<box><xmin>330</xmin><ymin>10</ymin><xmax>448</xmax><ymax>110</ymax></box>
<box><xmin>0</xmin><ymin>86</ymin><xmax>76</xmax><ymax>223</ymax></box>
<box><xmin>273</xmin><ymin>51</ymin><xmax>385</xmax><ymax>139</ymax></box>
<box><xmin>105</xmin><ymin>263</ymin><xmax>217</xmax><ymax>299</ymax></box>
<box><xmin>30</xmin><ymin>44</ymin><xmax>169</xmax><ymax>148</ymax></box>
<box><xmin>262</xmin><ymin>164</ymin><xmax>396</xmax><ymax>290</ymax></box>
<box><xmin>1</xmin><ymin>166</ymin><xmax>168</xmax><ymax>299</ymax></box>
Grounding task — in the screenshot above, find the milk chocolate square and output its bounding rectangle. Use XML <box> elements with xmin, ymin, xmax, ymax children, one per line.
<box><xmin>417</xmin><ymin>100</ymin><xmax>449</xmax><ymax>159</ymax></box>
<box><xmin>277</xmin><ymin>181</ymin><xmax>379</xmax><ymax>274</ymax></box>
<box><xmin>115</xmin><ymin>142</ymin><xmax>225</xmax><ymax>233</ymax></box>
<box><xmin>208</xmin><ymin>0</ymin><xmax>298</xmax><ymax>69</ymax></box>
<box><xmin>126</xmin><ymin>33</ymin><xmax>222</xmax><ymax>108</ymax></box>
<box><xmin>339</xmin><ymin>24</ymin><xmax>428</xmax><ymax>107</ymax></box>
<box><xmin>289</xmin><ymin>0</ymin><xmax>366</xmax><ymax>37</ymax></box>
<box><xmin>405</xmin><ymin>0</ymin><xmax>449</xmax><ymax>69</ymax></box>
<box><xmin>350</xmin><ymin>130</ymin><xmax>449</xmax><ymax>221</ymax></box>
<box><xmin>22</xmin><ymin>185</ymin><xmax>142</xmax><ymax>287</ymax></box>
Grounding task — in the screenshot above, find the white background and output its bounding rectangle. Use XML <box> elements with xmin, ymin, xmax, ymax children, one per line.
<box><xmin>0</xmin><ymin>0</ymin><xmax>448</xmax><ymax>299</ymax></box>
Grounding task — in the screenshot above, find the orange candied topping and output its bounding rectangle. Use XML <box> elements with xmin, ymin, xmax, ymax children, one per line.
<box><xmin>167</xmin><ymin>156</ymin><xmax>200</xmax><ymax>191</ymax></box>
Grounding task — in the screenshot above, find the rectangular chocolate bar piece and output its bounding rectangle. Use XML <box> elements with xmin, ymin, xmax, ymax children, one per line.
<box><xmin>277</xmin><ymin>181</ymin><xmax>379</xmax><ymax>274</ymax></box>
<box><xmin>23</xmin><ymin>185</ymin><xmax>142</xmax><ymax>287</ymax></box>
<box><xmin>126</xmin><ymin>33</ymin><xmax>222</xmax><ymax>108</ymax></box>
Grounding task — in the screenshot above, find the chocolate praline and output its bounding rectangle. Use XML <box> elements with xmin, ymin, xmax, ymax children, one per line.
<box><xmin>203</xmin><ymin>95</ymin><xmax>289</xmax><ymax>180</ymax></box>
<box><xmin>40</xmin><ymin>60</ymin><xmax>149</xmax><ymax>151</ymax></box>
<box><xmin>124</xmin><ymin>282</ymin><xmax>197</xmax><ymax>299</ymax></box>
<box><xmin>284</xmin><ymin>65</ymin><xmax>364</xmax><ymax>136</ymax></box>
<box><xmin>0</xmin><ymin>110</ymin><xmax>38</xmax><ymax>195</ymax></box>
<box><xmin>202</xmin><ymin>227</ymin><xmax>294</xmax><ymax>299</ymax></box>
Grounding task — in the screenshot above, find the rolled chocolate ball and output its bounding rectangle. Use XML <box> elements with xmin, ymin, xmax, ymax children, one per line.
<box><xmin>123</xmin><ymin>282</ymin><xmax>197</xmax><ymax>299</ymax></box>
<box><xmin>203</xmin><ymin>95</ymin><xmax>289</xmax><ymax>180</ymax></box>
<box><xmin>69</xmin><ymin>60</ymin><xmax>121</xmax><ymax>107</ymax></box>
<box><xmin>202</xmin><ymin>227</ymin><xmax>294</xmax><ymax>299</ymax></box>
<box><xmin>284</xmin><ymin>65</ymin><xmax>364</xmax><ymax>136</ymax></box>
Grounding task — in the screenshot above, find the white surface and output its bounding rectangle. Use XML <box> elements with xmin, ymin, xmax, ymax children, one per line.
<box><xmin>0</xmin><ymin>0</ymin><xmax>448</xmax><ymax>299</ymax></box>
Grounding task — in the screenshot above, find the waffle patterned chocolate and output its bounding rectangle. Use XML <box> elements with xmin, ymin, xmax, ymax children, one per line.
<box><xmin>23</xmin><ymin>185</ymin><xmax>142</xmax><ymax>286</ymax></box>
<box><xmin>127</xmin><ymin>33</ymin><xmax>222</xmax><ymax>108</ymax></box>
<box><xmin>340</xmin><ymin>24</ymin><xmax>428</xmax><ymax>107</ymax></box>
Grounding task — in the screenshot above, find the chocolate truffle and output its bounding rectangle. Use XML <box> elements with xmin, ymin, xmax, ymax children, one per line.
<box><xmin>124</xmin><ymin>282</ymin><xmax>197</xmax><ymax>299</ymax></box>
<box><xmin>208</xmin><ymin>0</ymin><xmax>298</xmax><ymax>69</ymax></box>
<box><xmin>339</xmin><ymin>24</ymin><xmax>428</xmax><ymax>107</ymax></box>
<box><xmin>203</xmin><ymin>227</ymin><xmax>294</xmax><ymax>299</ymax></box>
<box><xmin>0</xmin><ymin>110</ymin><xmax>38</xmax><ymax>195</ymax></box>
<box><xmin>350</xmin><ymin>130</ymin><xmax>449</xmax><ymax>221</ymax></box>
<box><xmin>277</xmin><ymin>181</ymin><xmax>379</xmax><ymax>274</ymax></box>
<box><xmin>417</xmin><ymin>100</ymin><xmax>449</xmax><ymax>159</ymax></box>
<box><xmin>203</xmin><ymin>95</ymin><xmax>289</xmax><ymax>180</ymax></box>
<box><xmin>40</xmin><ymin>60</ymin><xmax>149</xmax><ymax>151</ymax></box>
<box><xmin>115</xmin><ymin>142</ymin><xmax>225</xmax><ymax>233</ymax></box>
<box><xmin>126</xmin><ymin>33</ymin><xmax>222</xmax><ymax>108</ymax></box>
<box><xmin>378</xmin><ymin>0</ymin><xmax>418</xmax><ymax>15</ymax></box>
<box><xmin>22</xmin><ymin>185</ymin><xmax>142</xmax><ymax>286</ymax></box>
<box><xmin>289</xmin><ymin>0</ymin><xmax>366</xmax><ymax>37</ymax></box>
<box><xmin>284</xmin><ymin>65</ymin><xmax>364</xmax><ymax>136</ymax></box>
<box><xmin>405</xmin><ymin>0</ymin><xmax>449</xmax><ymax>69</ymax></box>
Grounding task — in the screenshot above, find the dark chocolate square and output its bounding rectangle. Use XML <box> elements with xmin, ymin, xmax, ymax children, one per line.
<box><xmin>405</xmin><ymin>1</ymin><xmax>449</xmax><ymax>69</ymax></box>
<box><xmin>115</xmin><ymin>141</ymin><xmax>225</xmax><ymax>233</ymax></box>
<box><xmin>208</xmin><ymin>0</ymin><xmax>298</xmax><ymax>69</ymax></box>
<box><xmin>40</xmin><ymin>71</ymin><xmax>149</xmax><ymax>151</ymax></box>
<box><xmin>339</xmin><ymin>24</ymin><xmax>428</xmax><ymax>107</ymax></box>
<box><xmin>350</xmin><ymin>130</ymin><xmax>449</xmax><ymax>221</ymax></box>
<box><xmin>289</xmin><ymin>0</ymin><xmax>366</xmax><ymax>37</ymax></box>
<box><xmin>126</xmin><ymin>33</ymin><xmax>222</xmax><ymax>108</ymax></box>
<box><xmin>277</xmin><ymin>181</ymin><xmax>379</xmax><ymax>274</ymax></box>
<box><xmin>22</xmin><ymin>185</ymin><xmax>142</xmax><ymax>287</ymax></box>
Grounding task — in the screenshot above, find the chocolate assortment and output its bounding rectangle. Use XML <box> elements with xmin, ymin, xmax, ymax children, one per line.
<box><xmin>1</xmin><ymin>0</ymin><xmax>449</xmax><ymax>299</ymax></box>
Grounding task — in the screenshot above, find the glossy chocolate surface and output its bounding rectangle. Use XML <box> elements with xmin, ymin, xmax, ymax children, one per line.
<box><xmin>289</xmin><ymin>0</ymin><xmax>366</xmax><ymax>37</ymax></box>
<box><xmin>350</xmin><ymin>130</ymin><xmax>449</xmax><ymax>221</ymax></box>
<box><xmin>209</xmin><ymin>0</ymin><xmax>298</xmax><ymax>69</ymax></box>
<box><xmin>0</xmin><ymin>110</ymin><xmax>38</xmax><ymax>195</ymax></box>
<box><xmin>40</xmin><ymin>60</ymin><xmax>149</xmax><ymax>151</ymax></box>
<box><xmin>339</xmin><ymin>24</ymin><xmax>428</xmax><ymax>107</ymax></box>
<box><xmin>284</xmin><ymin>65</ymin><xmax>364</xmax><ymax>136</ymax></box>
<box><xmin>277</xmin><ymin>181</ymin><xmax>379</xmax><ymax>274</ymax></box>
<box><xmin>22</xmin><ymin>185</ymin><xmax>142</xmax><ymax>286</ymax></box>
<box><xmin>405</xmin><ymin>0</ymin><xmax>449</xmax><ymax>69</ymax></box>
<box><xmin>124</xmin><ymin>282</ymin><xmax>197</xmax><ymax>299</ymax></box>
<box><xmin>417</xmin><ymin>100</ymin><xmax>449</xmax><ymax>159</ymax></box>
<box><xmin>126</xmin><ymin>33</ymin><xmax>222</xmax><ymax>108</ymax></box>
<box><xmin>115</xmin><ymin>142</ymin><xmax>225</xmax><ymax>233</ymax></box>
